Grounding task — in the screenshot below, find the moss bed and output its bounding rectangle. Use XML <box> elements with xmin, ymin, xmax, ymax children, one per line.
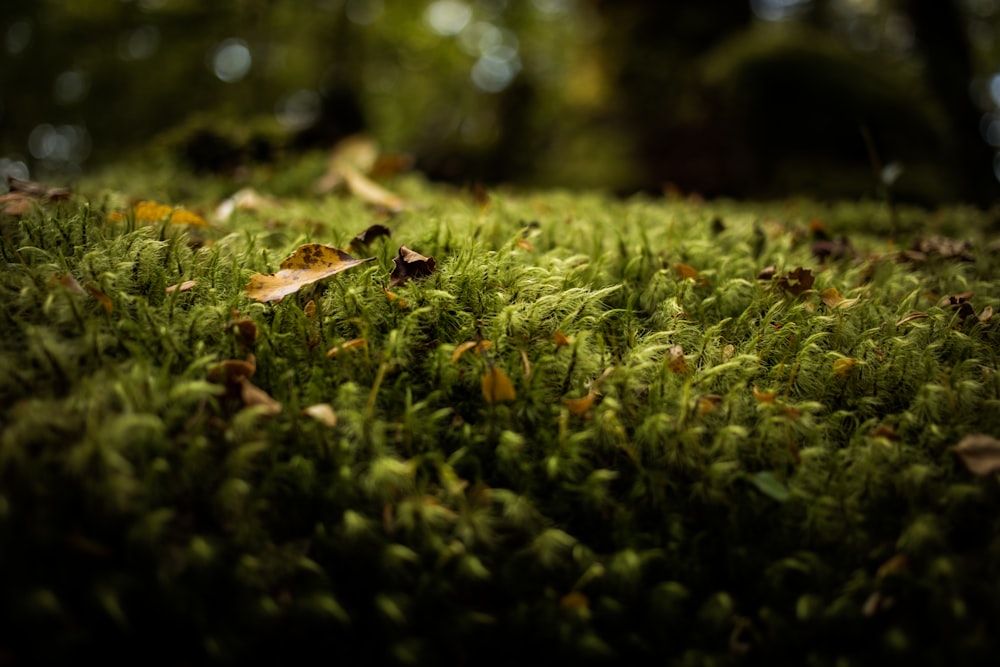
<box><xmin>2</xmin><ymin>163</ymin><xmax>1000</xmax><ymax>665</ymax></box>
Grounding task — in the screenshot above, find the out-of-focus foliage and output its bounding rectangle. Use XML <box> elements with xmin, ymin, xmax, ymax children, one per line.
<box><xmin>1</xmin><ymin>0</ymin><xmax>999</xmax><ymax>202</ymax></box>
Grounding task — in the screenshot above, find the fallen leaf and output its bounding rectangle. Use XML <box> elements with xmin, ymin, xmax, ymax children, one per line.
<box><xmin>696</xmin><ymin>394</ymin><xmax>724</xmax><ymax>415</ymax></box>
<box><xmin>85</xmin><ymin>284</ymin><xmax>114</xmax><ymax>313</ymax></box>
<box><xmin>53</xmin><ymin>272</ymin><xmax>86</xmax><ymax>296</ymax></box>
<box><xmin>953</xmin><ymin>434</ymin><xmax>1000</xmax><ymax>476</ymax></box>
<box><xmin>482</xmin><ymin>366</ymin><xmax>516</xmax><ymax>404</ymax></box>
<box><xmin>753</xmin><ymin>386</ymin><xmax>776</xmax><ymax>404</ymax></box>
<box><xmin>0</xmin><ymin>178</ymin><xmax>71</xmax><ymax>216</ymax></box>
<box><xmin>980</xmin><ymin>305</ymin><xmax>994</xmax><ymax>322</ymax></box>
<box><xmin>108</xmin><ymin>200</ymin><xmax>208</xmax><ymax>226</ymax></box>
<box><xmin>895</xmin><ymin>312</ymin><xmax>928</xmax><ymax>327</ymax></box>
<box><xmin>562</xmin><ymin>392</ymin><xmax>596</xmax><ymax>415</ymax></box>
<box><xmin>352</xmin><ymin>224</ymin><xmax>392</xmax><ymax>246</ymax></box>
<box><xmin>215</xmin><ymin>187</ymin><xmax>279</xmax><ymax>221</ymax></box>
<box><xmin>451</xmin><ymin>340</ymin><xmax>492</xmax><ymax>364</ymax></box>
<box><xmin>674</xmin><ymin>263</ymin><xmax>700</xmax><ymax>280</ymax></box>
<box><xmin>389</xmin><ymin>246</ymin><xmax>436</xmax><ymax>287</ymax></box>
<box><xmin>516</xmin><ymin>238</ymin><xmax>533</xmax><ymax>251</ymax></box>
<box><xmin>315</xmin><ymin>134</ymin><xmax>379</xmax><ymax>192</ymax></box>
<box><xmin>939</xmin><ymin>292</ymin><xmax>977</xmax><ymax>320</ymax></box>
<box><xmin>240</xmin><ymin>380</ymin><xmax>282</xmax><ymax>416</ymax></box>
<box><xmin>246</xmin><ymin>244</ymin><xmax>374</xmax><ymax>303</ymax></box>
<box><xmin>302</xmin><ymin>403</ymin><xmax>337</xmax><ymax>427</ymax></box>
<box><xmin>166</xmin><ymin>279</ymin><xmax>198</xmax><ymax>293</ymax></box>
<box><xmin>776</xmin><ymin>267</ymin><xmax>814</xmax><ymax>296</ymax></box>
<box><xmin>812</xmin><ymin>237</ymin><xmax>854</xmax><ymax>262</ymax></box>
<box><xmin>832</xmin><ymin>357</ymin><xmax>859</xmax><ymax>376</ymax></box>
<box><xmin>871</xmin><ymin>424</ymin><xmax>900</xmax><ymax>441</ymax></box>
<box><xmin>227</xmin><ymin>318</ymin><xmax>259</xmax><ymax>348</ymax></box>
<box><xmin>327</xmin><ymin>338</ymin><xmax>367</xmax><ymax>357</ymax></box>
<box><xmin>553</xmin><ymin>331</ymin><xmax>571</xmax><ymax>347</ymax></box>
<box><xmin>904</xmin><ymin>236</ymin><xmax>974</xmax><ymax>263</ymax></box>
<box><xmin>303</xmin><ymin>299</ymin><xmax>317</xmax><ymax>319</ymax></box>
<box><xmin>820</xmin><ymin>287</ymin><xmax>845</xmax><ymax>308</ymax></box>
<box><xmin>757</xmin><ymin>265</ymin><xmax>777</xmax><ymax>281</ymax></box>
<box><xmin>666</xmin><ymin>344</ymin><xmax>688</xmax><ymax>373</ymax></box>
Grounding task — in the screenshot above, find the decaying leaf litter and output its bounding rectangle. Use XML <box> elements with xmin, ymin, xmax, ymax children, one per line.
<box><xmin>2</xmin><ymin>154</ymin><xmax>1000</xmax><ymax>667</ymax></box>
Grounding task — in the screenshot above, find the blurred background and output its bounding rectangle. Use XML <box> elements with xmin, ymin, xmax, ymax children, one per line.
<box><xmin>1</xmin><ymin>0</ymin><xmax>999</xmax><ymax>204</ymax></box>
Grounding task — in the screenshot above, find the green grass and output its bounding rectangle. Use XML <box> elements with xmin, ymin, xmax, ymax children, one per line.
<box><xmin>2</xmin><ymin>162</ymin><xmax>1000</xmax><ymax>666</ymax></box>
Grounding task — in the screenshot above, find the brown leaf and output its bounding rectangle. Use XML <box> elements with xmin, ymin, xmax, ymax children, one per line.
<box><xmin>907</xmin><ymin>236</ymin><xmax>974</xmax><ymax>263</ymax></box>
<box><xmin>674</xmin><ymin>263</ymin><xmax>700</xmax><ymax>280</ymax></box>
<box><xmin>53</xmin><ymin>272</ymin><xmax>86</xmax><ymax>296</ymax></box>
<box><xmin>776</xmin><ymin>267</ymin><xmax>814</xmax><ymax>296</ymax></box>
<box><xmin>756</xmin><ymin>265</ymin><xmax>777</xmax><ymax>281</ymax></box>
<box><xmin>389</xmin><ymin>246</ymin><xmax>436</xmax><ymax>287</ymax></box>
<box><xmin>303</xmin><ymin>299</ymin><xmax>317</xmax><ymax>320</ymax></box>
<box><xmin>939</xmin><ymin>292</ymin><xmax>977</xmax><ymax>320</ymax></box>
<box><xmin>352</xmin><ymin>223</ymin><xmax>392</xmax><ymax>246</ymax></box>
<box><xmin>246</xmin><ymin>244</ymin><xmax>374</xmax><ymax>303</ymax></box>
<box><xmin>696</xmin><ymin>394</ymin><xmax>724</xmax><ymax>415</ymax></box>
<box><xmin>302</xmin><ymin>403</ymin><xmax>337</xmax><ymax>427</ymax></box>
<box><xmin>214</xmin><ymin>187</ymin><xmax>279</xmax><ymax>221</ymax></box>
<box><xmin>666</xmin><ymin>344</ymin><xmax>688</xmax><ymax>373</ymax></box>
<box><xmin>562</xmin><ymin>392</ymin><xmax>596</xmax><ymax>415</ymax></box>
<box><xmin>481</xmin><ymin>366</ymin><xmax>516</xmax><ymax>404</ymax></box>
<box><xmin>871</xmin><ymin>424</ymin><xmax>900</xmax><ymax>441</ymax></box>
<box><xmin>8</xmin><ymin>177</ymin><xmax>72</xmax><ymax>200</ymax></box>
<box><xmin>553</xmin><ymin>331</ymin><xmax>571</xmax><ymax>347</ymax></box>
<box><xmin>85</xmin><ymin>284</ymin><xmax>114</xmax><ymax>314</ymax></box>
<box><xmin>227</xmin><ymin>318</ymin><xmax>259</xmax><ymax>348</ymax></box>
<box><xmin>811</xmin><ymin>237</ymin><xmax>854</xmax><ymax>262</ymax></box>
<box><xmin>953</xmin><ymin>434</ymin><xmax>1000</xmax><ymax>476</ymax></box>
<box><xmin>240</xmin><ymin>380</ymin><xmax>282</xmax><ymax>416</ymax></box>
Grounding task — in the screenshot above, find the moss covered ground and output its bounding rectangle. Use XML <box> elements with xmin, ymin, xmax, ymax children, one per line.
<box><xmin>2</xmin><ymin>157</ymin><xmax>1000</xmax><ymax>665</ymax></box>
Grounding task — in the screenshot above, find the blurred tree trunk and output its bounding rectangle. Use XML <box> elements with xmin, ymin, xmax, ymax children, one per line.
<box><xmin>903</xmin><ymin>0</ymin><xmax>999</xmax><ymax>204</ymax></box>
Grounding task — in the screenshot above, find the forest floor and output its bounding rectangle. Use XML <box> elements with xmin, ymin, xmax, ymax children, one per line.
<box><xmin>2</xmin><ymin>146</ymin><xmax>1000</xmax><ymax>665</ymax></box>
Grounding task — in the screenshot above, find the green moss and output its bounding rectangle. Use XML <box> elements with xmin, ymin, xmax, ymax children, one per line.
<box><xmin>1</xmin><ymin>169</ymin><xmax>999</xmax><ymax>665</ymax></box>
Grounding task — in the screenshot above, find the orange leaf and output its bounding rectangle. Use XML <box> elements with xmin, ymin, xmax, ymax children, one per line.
<box><xmin>674</xmin><ymin>263</ymin><xmax>700</xmax><ymax>280</ymax></box>
<box><xmin>85</xmin><ymin>284</ymin><xmax>114</xmax><ymax>314</ymax></box>
<box><xmin>696</xmin><ymin>394</ymin><xmax>723</xmax><ymax>415</ymax></box>
<box><xmin>327</xmin><ymin>337</ymin><xmax>367</xmax><ymax>357</ymax></box>
<box><xmin>481</xmin><ymin>366</ymin><xmax>516</xmax><ymax>404</ymax></box>
<box><xmin>246</xmin><ymin>244</ymin><xmax>374</xmax><ymax>303</ymax></box>
<box><xmin>821</xmin><ymin>287</ymin><xmax>844</xmax><ymax>308</ymax></box>
<box><xmin>451</xmin><ymin>340</ymin><xmax>492</xmax><ymax>364</ymax></box>
<box><xmin>753</xmin><ymin>386</ymin><xmax>776</xmax><ymax>404</ymax></box>
<box><xmin>562</xmin><ymin>392</ymin><xmax>596</xmax><ymax>415</ymax></box>
<box><xmin>553</xmin><ymin>331</ymin><xmax>571</xmax><ymax>347</ymax></box>
<box><xmin>516</xmin><ymin>238</ymin><xmax>533</xmax><ymax>251</ymax></box>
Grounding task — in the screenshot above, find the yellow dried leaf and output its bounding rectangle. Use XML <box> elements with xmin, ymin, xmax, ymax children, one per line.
<box><xmin>342</xmin><ymin>167</ymin><xmax>406</xmax><ymax>212</ymax></box>
<box><xmin>821</xmin><ymin>287</ymin><xmax>844</xmax><ymax>308</ymax></box>
<box><xmin>696</xmin><ymin>394</ymin><xmax>723</xmax><ymax>415</ymax></box>
<box><xmin>481</xmin><ymin>366</ymin><xmax>516</xmax><ymax>404</ymax></box>
<box><xmin>168</xmin><ymin>208</ymin><xmax>209</xmax><ymax>227</ymax></box>
<box><xmin>303</xmin><ymin>299</ymin><xmax>317</xmax><ymax>319</ymax></box>
<box><xmin>516</xmin><ymin>238</ymin><xmax>533</xmax><ymax>251</ymax></box>
<box><xmin>832</xmin><ymin>357</ymin><xmax>859</xmax><ymax>376</ymax></box>
<box><xmin>753</xmin><ymin>386</ymin><xmax>776</xmax><ymax>404</ymax></box>
<box><xmin>327</xmin><ymin>338</ymin><xmax>367</xmax><ymax>357</ymax></box>
<box><xmin>110</xmin><ymin>200</ymin><xmax>208</xmax><ymax>226</ymax></box>
<box><xmin>302</xmin><ymin>403</ymin><xmax>337</xmax><ymax>427</ymax></box>
<box><xmin>451</xmin><ymin>340</ymin><xmax>492</xmax><ymax>364</ymax></box>
<box><xmin>553</xmin><ymin>331</ymin><xmax>571</xmax><ymax>347</ymax></box>
<box><xmin>246</xmin><ymin>244</ymin><xmax>374</xmax><ymax>303</ymax></box>
<box><xmin>562</xmin><ymin>392</ymin><xmax>596</xmax><ymax>415</ymax></box>
<box><xmin>666</xmin><ymin>344</ymin><xmax>688</xmax><ymax>373</ymax></box>
<box><xmin>166</xmin><ymin>279</ymin><xmax>197</xmax><ymax>294</ymax></box>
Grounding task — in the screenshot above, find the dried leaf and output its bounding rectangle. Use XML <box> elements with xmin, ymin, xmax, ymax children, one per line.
<box><xmin>108</xmin><ymin>200</ymin><xmax>208</xmax><ymax>226</ymax></box>
<box><xmin>246</xmin><ymin>244</ymin><xmax>374</xmax><ymax>303</ymax></box>
<box><xmin>553</xmin><ymin>331</ymin><xmax>571</xmax><ymax>347</ymax></box>
<box><xmin>481</xmin><ymin>366</ymin><xmax>516</xmax><ymax>404</ymax></box>
<box><xmin>215</xmin><ymin>187</ymin><xmax>279</xmax><ymax>221</ymax></box>
<box><xmin>451</xmin><ymin>340</ymin><xmax>492</xmax><ymax>364</ymax></box>
<box><xmin>812</xmin><ymin>237</ymin><xmax>854</xmax><ymax>262</ymax></box>
<box><xmin>166</xmin><ymin>279</ymin><xmax>197</xmax><ymax>293</ymax></box>
<box><xmin>753</xmin><ymin>386</ymin><xmax>777</xmax><ymax>404</ymax></box>
<box><xmin>674</xmin><ymin>263</ymin><xmax>700</xmax><ymax>280</ymax></box>
<box><xmin>53</xmin><ymin>272</ymin><xmax>86</xmax><ymax>296</ymax></box>
<box><xmin>820</xmin><ymin>287</ymin><xmax>844</xmax><ymax>308</ymax></box>
<box><xmin>832</xmin><ymin>357</ymin><xmax>859</xmax><ymax>376</ymax></box>
<box><xmin>666</xmin><ymin>344</ymin><xmax>688</xmax><ymax>373</ymax></box>
<box><xmin>939</xmin><ymin>292</ymin><xmax>977</xmax><ymax>320</ymax></box>
<box><xmin>240</xmin><ymin>380</ymin><xmax>282</xmax><ymax>416</ymax></box>
<box><xmin>302</xmin><ymin>403</ymin><xmax>337</xmax><ymax>427</ymax></box>
<box><xmin>85</xmin><ymin>284</ymin><xmax>114</xmax><ymax>314</ymax></box>
<box><xmin>0</xmin><ymin>178</ymin><xmax>71</xmax><ymax>216</ymax></box>
<box><xmin>979</xmin><ymin>305</ymin><xmax>993</xmax><ymax>322</ymax></box>
<box><xmin>560</xmin><ymin>591</ymin><xmax>590</xmax><ymax>612</ymax></box>
<box><xmin>327</xmin><ymin>338</ymin><xmax>367</xmax><ymax>357</ymax></box>
<box><xmin>906</xmin><ymin>236</ymin><xmax>974</xmax><ymax>263</ymax></box>
<box><xmin>352</xmin><ymin>224</ymin><xmax>392</xmax><ymax>246</ymax></box>
<box><xmin>317</xmin><ymin>134</ymin><xmax>379</xmax><ymax>193</ymax></box>
<box><xmin>953</xmin><ymin>434</ymin><xmax>1000</xmax><ymax>476</ymax></box>
<box><xmin>520</xmin><ymin>349</ymin><xmax>533</xmax><ymax>381</ymax></box>
<box><xmin>696</xmin><ymin>394</ymin><xmax>724</xmax><ymax>415</ymax></box>
<box><xmin>895</xmin><ymin>312</ymin><xmax>928</xmax><ymax>327</ymax></box>
<box><xmin>227</xmin><ymin>318</ymin><xmax>259</xmax><ymax>348</ymax></box>
<box><xmin>562</xmin><ymin>392</ymin><xmax>596</xmax><ymax>415</ymax></box>
<box><xmin>389</xmin><ymin>246</ymin><xmax>436</xmax><ymax>287</ymax></box>
<box><xmin>757</xmin><ymin>265</ymin><xmax>777</xmax><ymax>281</ymax></box>
<box><xmin>516</xmin><ymin>238</ymin><xmax>533</xmax><ymax>251</ymax></box>
<box><xmin>776</xmin><ymin>267</ymin><xmax>814</xmax><ymax>296</ymax></box>
<box><xmin>303</xmin><ymin>299</ymin><xmax>317</xmax><ymax>320</ymax></box>
<box><xmin>871</xmin><ymin>424</ymin><xmax>900</xmax><ymax>441</ymax></box>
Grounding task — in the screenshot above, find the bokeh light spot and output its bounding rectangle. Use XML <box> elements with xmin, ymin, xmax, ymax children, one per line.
<box><xmin>0</xmin><ymin>158</ymin><xmax>29</xmax><ymax>184</ymax></box>
<box><xmin>751</xmin><ymin>0</ymin><xmax>812</xmax><ymax>22</ymax></box>
<box><xmin>118</xmin><ymin>25</ymin><xmax>161</xmax><ymax>61</ymax></box>
<box><xmin>990</xmin><ymin>73</ymin><xmax>1000</xmax><ymax>107</ymax></box>
<box><xmin>28</xmin><ymin>124</ymin><xmax>91</xmax><ymax>163</ymax></box>
<box><xmin>532</xmin><ymin>0</ymin><xmax>573</xmax><ymax>15</ymax></box>
<box><xmin>471</xmin><ymin>52</ymin><xmax>520</xmax><ymax>93</ymax></box>
<box><xmin>425</xmin><ymin>1</ymin><xmax>472</xmax><ymax>36</ymax></box>
<box><xmin>275</xmin><ymin>89</ymin><xmax>321</xmax><ymax>130</ymax></box>
<box><xmin>211</xmin><ymin>39</ymin><xmax>252</xmax><ymax>83</ymax></box>
<box><xmin>53</xmin><ymin>70</ymin><xmax>88</xmax><ymax>105</ymax></box>
<box><xmin>5</xmin><ymin>19</ymin><xmax>32</xmax><ymax>55</ymax></box>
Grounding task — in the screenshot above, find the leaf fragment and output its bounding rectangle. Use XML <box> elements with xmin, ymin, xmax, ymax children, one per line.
<box><xmin>451</xmin><ymin>340</ymin><xmax>492</xmax><ymax>364</ymax></box>
<box><xmin>553</xmin><ymin>331</ymin><xmax>571</xmax><ymax>347</ymax></box>
<box><xmin>166</xmin><ymin>279</ymin><xmax>197</xmax><ymax>293</ymax></box>
<box><xmin>246</xmin><ymin>244</ymin><xmax>374</xmax><ymax>303</ymax></box>
<box><xmin>953</xmin><ymin>434</ymin><xmax>1000</xmax><ymax>476</ymax></box>
<box><xmin>666</xmin><ymin>344</ymin><xmax>688</xmax><ymax>373</ymax></box>
<box><xmin>753</xmin><ymin>386</ymin><xmax>777</xmax><ymax>404</ymax></box>
<box><xmin>562</xmin><ymin>392</ymin><xmax>596</xmax><ymax>415</ymax></box>
<box><xmin>352</xmin><ymin>224</ymin><xmax>392</xmax><ymax>246</ymax></box>
<box><xmin>776</xmin><ymin>267</ymin><xmax>814</xmax><ymax>296</ymax></box>
<box><xmin>327</xmin><ymin>338</ymin><xmax>367</xmax><ymax>357</ymax></box>
<box><xmin>674</xmin><ymin>263</ymin><xmax>700</xmax><ymax>280</ymax></box>
<box><xmin>389</xmin><ymin>246</ymin><xmax>436</xmax><ymax>287</ymax></box>
<box><xmin>481</xmin><ymin>366</ymin><xmax>516</xmax><ymax>404</ymax></box>
<box><xmin>895</xmin><ymin>312</ymin><xmax>928</xmax><ymax>327</ymax></box>
<box><xmin>696</xmin><ymin>394</ymin><xmax>724</xmax><ymax>415</ymax></box>
<box><xmin>302</xmin><ymin>403</ymin><xmax>338</xmax><ymax>427</ymax></box>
